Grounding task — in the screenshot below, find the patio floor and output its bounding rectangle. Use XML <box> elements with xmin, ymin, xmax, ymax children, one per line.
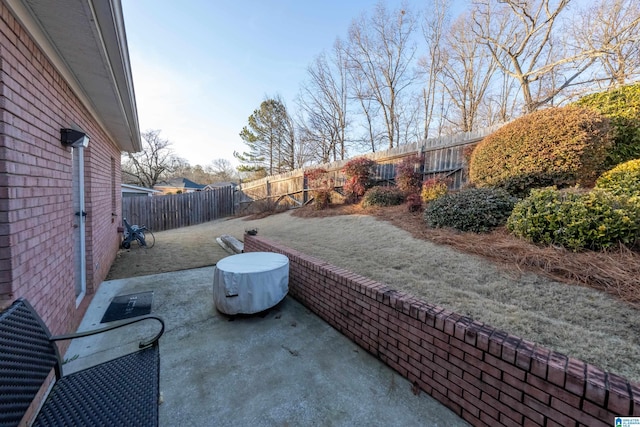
<box><xmin>63</xmin><ymin>266</ymin><xmax>469</xmax><ymax>426</ymax></box>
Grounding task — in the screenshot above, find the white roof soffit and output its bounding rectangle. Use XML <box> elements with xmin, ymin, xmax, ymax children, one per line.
<box><xmin>6</xmin><ymin>0</ymin><xmax>141</xmax><ymax>152</ymax></box>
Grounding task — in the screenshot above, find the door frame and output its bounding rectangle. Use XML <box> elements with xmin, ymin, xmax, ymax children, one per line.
<box><xmin>73</xmin><ymin>145</ymin><xmax>87</xmax><ymax>307</ymax></box>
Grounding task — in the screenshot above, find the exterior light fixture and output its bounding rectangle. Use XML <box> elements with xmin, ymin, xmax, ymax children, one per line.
<box><xmin>60</xmin><ymin>128</ymin><xmax>90</xmax><ymax>148</ymax></box>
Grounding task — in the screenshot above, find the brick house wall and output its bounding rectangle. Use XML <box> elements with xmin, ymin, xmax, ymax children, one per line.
<box><xmin>245</xmin><ymin>235</ymin><xmax>640</xmax><ymax>426</ymax></box>
<box><xmin>84</xmin><ymin>144</ymin><xmax>122</xmax><ymax>290</ymax></box>
<box><xmin>0</xmin><ymin>3</ymin><xmax>122</xmax><ymax>335</ymax></box>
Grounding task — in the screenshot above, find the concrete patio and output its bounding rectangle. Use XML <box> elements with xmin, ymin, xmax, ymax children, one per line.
<box><xmin>63</xmin><ymin>266</ymin><xmax>469</xmax><ymax>426</ymax></box>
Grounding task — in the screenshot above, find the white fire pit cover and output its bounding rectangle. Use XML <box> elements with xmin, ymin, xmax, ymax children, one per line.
<box><xmin>213</xmin><ymin>252</ymin><xmax>289</xmax><ymax>315</ymax></box>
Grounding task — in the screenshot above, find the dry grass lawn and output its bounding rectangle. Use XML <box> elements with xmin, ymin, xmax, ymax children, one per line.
<box><xmin>108</xmin><ymin>204</ymin><xmax>640</xmax><ymax>384</ymax></box>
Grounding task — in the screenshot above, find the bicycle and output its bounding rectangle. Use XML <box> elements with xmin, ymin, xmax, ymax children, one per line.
<box><xmin>121</xmin><ymin>218</ymin><xmax>155</xmax><ymax>249</ymax></box>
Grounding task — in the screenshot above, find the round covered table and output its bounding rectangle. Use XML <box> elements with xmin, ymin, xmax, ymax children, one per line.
<box><xmin>213</xmin><ymin>252</ymin><xmax>289</xmax><ymax>315</ymax></box>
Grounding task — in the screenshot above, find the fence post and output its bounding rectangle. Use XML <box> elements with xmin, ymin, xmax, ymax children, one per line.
<box><xmin>418</xmin><ymin>145</ymin><xmax>426</xmax><ymax>182</ymax></box>
<box><xmin>266</xmin><ymin>179</ymin><xmax>271</xmax><ymax>207</ymax></box>
<box><xmin>303</xmin><ymin>174</ymin><xmax>308</xmax><ymax>205</ymax></box>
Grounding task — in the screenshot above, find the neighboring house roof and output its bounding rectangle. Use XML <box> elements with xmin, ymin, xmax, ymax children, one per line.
<box><xmin>203</xmin><ymin>182</ymin><xmax>238</xmax><ymax>190</ymax></box>
<box><xmin>180</xmin><ymin>178</ymin><xmax>206</xmax><ymax>190</ymax></box>
<box><xmin>6</xmin><ymin>0</ymin><xmax>141</xmax><ymax>152</ymax></box>
<box><xmin>154</xmin><ymin>178</ymin><xmax>206</xmax><ymax>191</ymax></box>
<box><xmin>121</xmin><ymin>184</ymin><xmax>160</xmax><ymax>195</ymax></box>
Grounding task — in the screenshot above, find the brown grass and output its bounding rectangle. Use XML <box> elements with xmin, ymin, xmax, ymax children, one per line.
<box><xmin>292</xmin><ymin>203</ymin><xmax>640</xmax><ymax>307</ymax></box>
<box><xmin>109</xmin><ymin>203</ymin><xmax>640</xmax><ymax>381</ymax></box>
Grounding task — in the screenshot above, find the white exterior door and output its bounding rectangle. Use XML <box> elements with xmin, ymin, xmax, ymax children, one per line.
<box><xmin>72</xmin><ymin>147</ymin><xmax>87</xmax><ymax>306</ymax></box>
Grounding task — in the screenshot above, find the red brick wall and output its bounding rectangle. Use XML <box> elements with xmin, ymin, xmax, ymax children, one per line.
<box><xmin>0</xmin><ymin>4</ymin><xmax>122</xmax><ymax>334</ymax></box>
<box><xmin>245</xmin><ymin>235</ymin><xmax>640</xmax><ymax>426</ymax></box>
<box><xmin>84</xmin><ymin>143</ymin><xmax>122</xmax><ymax>293</ymax></box>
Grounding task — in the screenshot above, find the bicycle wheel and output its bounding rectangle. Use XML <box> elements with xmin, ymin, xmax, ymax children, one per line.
<box><xmin>142</xmin><ymin>229</ymin><xmax>155</xmax><ymax>248</ymax></box>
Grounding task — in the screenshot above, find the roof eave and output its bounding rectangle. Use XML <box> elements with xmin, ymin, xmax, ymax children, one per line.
<box><xmin>6</xmin><ymin>0</ymin><xmax>141</xmax><ymax>152</ymax></box>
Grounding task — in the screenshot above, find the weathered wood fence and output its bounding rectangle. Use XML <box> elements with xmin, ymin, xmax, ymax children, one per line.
<box><xmin>238</xmin><ymin>125</ymin><xmax>502</xmax><ymax>211</ymax></box>
<box><xmin>122</xmin><ymin>186</ymin><xmax>235</xmax><ymax>232</ymax></box>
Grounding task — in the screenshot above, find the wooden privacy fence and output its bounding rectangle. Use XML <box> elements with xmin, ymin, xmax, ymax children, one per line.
<box><xmin>238</xmin><ymin>125</ymin><xmax>502</xmax><ymax>211</ymax></box>
<box><xmin>122</xmin><ymin>186</ymin><xmax>235</xmax><ymax>232</ymax></box>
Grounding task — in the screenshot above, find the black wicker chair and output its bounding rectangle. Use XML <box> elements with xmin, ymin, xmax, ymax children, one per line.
<box><xmin>0</xmin><ymin>298</ymin><xmax>164</xmax><ymax>427</ymax></box>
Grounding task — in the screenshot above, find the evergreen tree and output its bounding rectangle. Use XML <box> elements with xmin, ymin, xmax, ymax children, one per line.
<box><xmin>235</xmin><ymin>96</ymin><xmax>296</xmax><ymax>175</ymax></box>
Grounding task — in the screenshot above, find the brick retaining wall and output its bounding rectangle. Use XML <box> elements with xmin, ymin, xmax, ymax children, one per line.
<box><xmin>245</xmin><ymin>235</ymin><xmax>639</xmax><ymax>426</ymax></box>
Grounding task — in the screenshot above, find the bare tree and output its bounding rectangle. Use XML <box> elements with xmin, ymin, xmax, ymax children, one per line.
<box><xmin>122</xmin><ymin>130</ymin><xmax>182</xmax><ymax>187</ymax></box>
<box><xmin>572</xmin><ymin>0</ymin><xmax>640</xmax><ymax>88</ymax></box>
<box><xmin>397</xmin><ymin>92</ymin><xmax>424</xmax><ymax>145</ymax></box>
<box><xmin>292</xmin><ymin>131</ymin><xmax>314</xmax><ymax>169</ymax></box>
<box><xmin>419</xmin><ymin>0</ymin><xmax>449</xmax><ymax>139</ymax></box>
<box><xmin>207</xmin><ymin>158</ymin><xmax>238</xmax><ymax>183</ymax></box>
<box><xmin>295</xmin><ymin>114</ymin><xmax>328</xmax><ymax>164</ymax></box>
<box><xmin>482</xmin><ymin>67</ymin><xmax>521</xmax><ymax>126</ymax></box>
<box><xmin>346</xmin><ymin>2</ymin><xmax>418</xmax><ymax>149</ymax></box>
<box><xmin>171</xmin><ymin>161</ymin><xmax>210</xmax><ymax>184</ymax></box>
<box><xmin>348</xmin><ymin>64</ymin><xmax>383</xmax><ymax>153</ymax></box>
<box><xmin>297</xmin><ymin>40</ymin><xmax>350</xmax><ymax>163</ymax></box>
<box><xmin>471</xmin><ymin>0</ymin><xmax>599</xmax><ymax>113</ymax></box>
<box><xmin>439</xmin><ymin>11</ymin><xmax>499</xmax><ymax>132</ymax></box>
<box><xmin>288</xmin><ymin>0</ymin><xmax>640</xmax><ymax>160</ymax></box>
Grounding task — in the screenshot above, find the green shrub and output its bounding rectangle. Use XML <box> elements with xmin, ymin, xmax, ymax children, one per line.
<box><xmin>395</xmin><ymin>155</ymin><xmax>423</xmax><ymax>195</ymax></box>
<box><xmin>362</xmin><ymin>186</ymin><xmax>404</xmax><ymax>207</ymax></box>
<box><xmin>595</xmin><ymin>158</ymin><xmax>640</xmax><ymax>197</ymax></box>
<box><xmin>574</xmin><ymin>82</ymin><xmax>640</xmax><ymax>166</ymax></box>
<box><xmin>421</xmin><ymin>176</ymin><xmax>449</xmax><ymax>204</ymax></box>
<box><xmin>470</xmin><ymin>106</ymin><xmax>612</xmax><ymax>197</ymax></box>
<box><xmin>506</xmin><ymin>187</ymin><xmax>580</xmax><ymax>247</ymax></box>
<box><xmin>507</xmin><ymin>187</ymin><xmax>640</xmax><ymax>251</ymax></box>
<box><xmin>342</xmin><ymin>157</ymin><xmax>376</xmax><ymax>203</ymax></box>
<box><xmin>424</xmin><ymin>187</ymin><xmax>517</xmax><ymax>233</ymax></box>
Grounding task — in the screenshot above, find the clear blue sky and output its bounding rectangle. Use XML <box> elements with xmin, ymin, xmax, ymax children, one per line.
<box><xmin>122</xmin><ymin>1</ymin><xmax>460</xmax><ymax>167</ymax></box>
